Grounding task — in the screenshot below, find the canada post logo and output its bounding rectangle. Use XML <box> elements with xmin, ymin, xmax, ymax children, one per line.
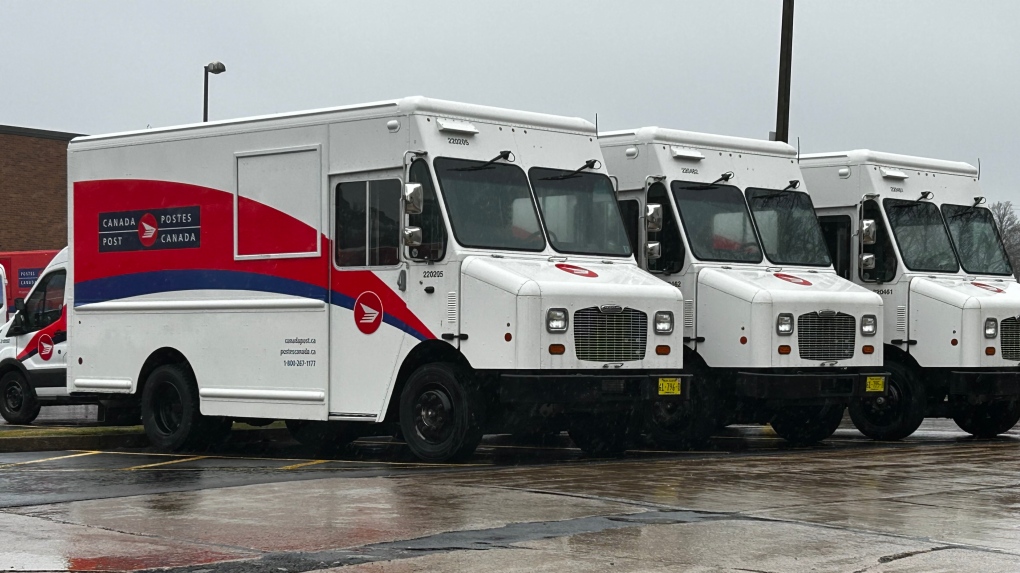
<box><xmin>99</xmin><ymin>207</ymin><xmax>201</xmax><ymax>252</ymax></box>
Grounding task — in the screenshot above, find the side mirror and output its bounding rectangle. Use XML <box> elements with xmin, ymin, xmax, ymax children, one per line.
<box><xmin>646</xmin><ymin>204</ymin><xmax>663</xmax><ymax>233</ymax></box>
<box><xmin>860</xmin><ymin>253</ymin><xmax>876</xmax><ymax>270</ymax></box>
<box><xmin>14</xmin><ymin>298</ymin><xmax>24</xmax><ymax>312</ymax></box>
<box><xmin>404</xmin><ymin>183</ymin><xmax>423</xmax><ymax>215</ymax></box>
<box><xmin>860</xmin><ymin>219</ymin><xmax>877</xmax><ymax>245</ymax></box>
<box><xmin>403</xmin><ymin>226</ymin><xmax>423</xmax><ymax>248</ymax></box>
<box><xmin>646</xmin><ymin>241</ymin><xmax>662</xmax><ymax>261</ymax></box>
<box><xmin>7</xmin><ymin>313</ymin><xmax>26</xmax><ymax>336</ymax></box>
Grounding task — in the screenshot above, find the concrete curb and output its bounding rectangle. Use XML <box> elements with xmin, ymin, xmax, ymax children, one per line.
<box><xmin>0</xmin><ymin>428</ymin><xmax>292</xmax><ymax>453</ymax></box>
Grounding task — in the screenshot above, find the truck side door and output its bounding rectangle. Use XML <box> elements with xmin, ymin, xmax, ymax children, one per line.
<box><xmin>14</xmin><ymin>269</ymin><xmax>67</xmax><ymax>391</ymax></box>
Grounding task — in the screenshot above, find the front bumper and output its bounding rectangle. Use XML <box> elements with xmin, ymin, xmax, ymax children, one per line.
<box><xmin>949</xmin><ymin>370</ymin><xmax>1020</xmax><ymax>397</ymax></box>
<box><xmin>735</xmin><ymin>370</ymin><xmax>890</xmax><ymax>400</ymax></box>
<box><xmin>499</xmin><ymin>372</ymin><xmax>690</xmax><ymax>405</ymax></box>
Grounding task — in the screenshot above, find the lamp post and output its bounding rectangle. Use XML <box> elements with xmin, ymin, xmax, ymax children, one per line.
<box><xmin>203</xmin><ymin>61</ymin><xmax>227</xmax><ymax>122</ymax></box>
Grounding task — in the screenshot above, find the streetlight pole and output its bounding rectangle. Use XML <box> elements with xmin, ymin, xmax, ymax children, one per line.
<box><xmin>774</xmin><ymin>0</ymin><xmax>794</xmax><ymax>143</ymax></box>
<box><xmin>203</xmin><ymin>61</ymin><xmax>227</xmax><ymax>122</ymax></box>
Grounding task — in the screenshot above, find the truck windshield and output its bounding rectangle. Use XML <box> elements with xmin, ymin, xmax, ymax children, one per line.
<box><xmin>941</xmin><ymin>204</ymin><xmax>1013</xmax><ymax>276</ymax></box>
<box><xmin>529</xmin><ymin>168</ymin><xmax>632</xmax><ymax>257</ymax></box>
<box><xmin>746</xmin><ymin>188</ymin><xmax>831</xmax><ymax>267</ymax></box>
<box><xmin>671</xmin><ymin>181</ymin><xmax>763</xmax><ymax>263</ymax></box>
<box><xmin>883</xmin><ymin>198</ymin><xmax>959</xmax><ymax>273</ymax></box>
<box><xmin>433</xmin><ymin>157</ymin><xmax>546</xmax><ymax>252</ymax></box>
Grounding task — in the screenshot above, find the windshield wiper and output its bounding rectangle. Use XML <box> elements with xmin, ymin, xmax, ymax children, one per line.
<box><xmin>538</xmin><ymin>159</ymin><xmax>601</xmax><ymax>181</ymax></box>
<box><xmin>752</xmin><ymin>180</ymin><xmax>801</xmax><ymax>201</ymax></box>
<box><xmin>451</xmin><ymin>150</ymin><xmax>513</xmax><ymax>172</ymax></box>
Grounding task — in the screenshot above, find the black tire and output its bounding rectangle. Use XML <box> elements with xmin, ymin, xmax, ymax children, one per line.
<box><xmin>645</xmin><ymin>364</ymin><xmax>719</xmax><ymax>450</ymax></box>
<box><xmin>286</xmin><ymin>420</ymin><xmax>359</xmax><ymax>454</ymax></box>
<box><xmin>849</xmin><ymin>360</ymin><xmax>926</xmax><ymax>441</ymax></box>
<box><xmin>954</xmin><ymin>399</ymin><xmax>1020</xmax><ymax>438</ymax></box>
<box><xmin>0</xmin><ymin>371</ymin><xmax>41</xmax><ymax>425</ymax></box>
<box><xmin>770</xmin><ymin>404</ymin><xmax>845</xmax><ymax>445</ymax></box>
<box><xmin>569</xmin><ymin>413</ymin><xmax>635</xmax><ymax>456</ymax></box>
<box><xmin>141</xmin><ymin>364</ymin><xmax>221</xmax><ymax>451</ymax></box>
<box><xmin>399</xmin><ymin>363</ymin><xmax>483</xmax><ymax>462</ymax></box>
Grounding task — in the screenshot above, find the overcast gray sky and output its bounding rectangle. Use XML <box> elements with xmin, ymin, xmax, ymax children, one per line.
<box><xmin>2</xmin><ymin>0</ymin><xmax>1017</xmax><ymax>204</ymax></box>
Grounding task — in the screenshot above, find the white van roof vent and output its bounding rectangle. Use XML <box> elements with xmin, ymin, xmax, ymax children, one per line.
<box><xmin>879</xmin><ymin>167</ymin><xmax>909</xmax><ymax>180</ymax></box>
<box><xmin>670</xmin><ymin>146</ymin><xmax>705</xmax><ymax>161</ymax></box>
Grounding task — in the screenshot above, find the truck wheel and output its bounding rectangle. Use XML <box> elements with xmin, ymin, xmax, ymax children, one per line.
<box><xmin>399</xmin><ymin>363</ymin><xmax>483</xmax><ymax>462</ymax></box>
<box><xmin>770</xmin><ymin>404</ymin><xmax>845</xmax><ymax>445</ymax></box>
<box><xmin>569</xmin><ymin>413</ymin><xmax>634</xmax><ymax>456</ymax></box>
<box><xmin>141</xmin><ymin>364</ymin><xmax>208</xmax><ymax>451</ymax></box>
<box><xmin>646</xmin><ymin>365</ymin><xmax>719</xmax><ymax>449</ymax></box>
<box><xmin>0</xmin><ymin>371</ymin><xmax>41</xmax><ymax>425</ymax></box>
<box><xmin>953</xmin><ymin>399</ymin><xmax>1020</xmax><ymax>438</ymax></box>
<box><xmin>286</xmin><ymin>420</ymin><xmax>359</xmax><ymax>454</ymax></box>
<box><xmin>848</xmin><ymin>360</ymin><xmax>926</xmax><ymax>441</ymax></box>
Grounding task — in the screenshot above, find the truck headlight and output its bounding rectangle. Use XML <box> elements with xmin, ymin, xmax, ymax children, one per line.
<box><xmin>985</xmin><ymin>318</ymin><xmax>998</xmax><ymax>339</ymax></box>
<box><xmin>547</xmin><ymin>308</ymin><xmax>568</xmax><ymax>333</ymax></box>
<box><xmin>861</xmin><ymin>315</ymin><xmax>878</xmax><ymax>336</ymax></box>
<box><xmin>654</xmin><ymin>311</ymin><xmax>674</xmax><ymax>334</ymax></box>
<box><xmin>776</xmin><ymin>313</ymin><xmax>793</xmax><ymax>336</ymax></box>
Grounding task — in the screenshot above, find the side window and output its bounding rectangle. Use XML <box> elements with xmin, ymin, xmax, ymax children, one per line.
<box><xmin>861</xmin><ymin>200</ymin><xmax>897</xmax><ymax>282</ymax></box>
<box><xmin>335</xmin><ymin>180</ymin><xmax>401</xmax><ymax>268</ymax></box>
<box><xmin>22</xmin><ymin>270</ymin><xmax>65</xmax><ymax>332</ymax></box>
<box><xmin>646</xmin><ymin>183</ymin><xmax>685</xmax><ymax>273</ymax></box>
<box><xmin>408</xmin><ymin>160</ymin><xmax>447</xmax><ymax>261</ymax></box>
<box><xmin>617</xmin><ymin>199</ymin><xmax>640</xmax><ymax>254</ymax></box>
<box><xmin>818</xmin><ymin>215</ymin><xmax>851</xmax><ymax>280</ymax></box>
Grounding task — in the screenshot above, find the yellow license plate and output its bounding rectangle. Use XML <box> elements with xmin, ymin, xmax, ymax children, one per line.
<box><xmin>866</xmin><ymin>376</ymin><xmax>886</xmax><ymax>393</ymax></box>
<box><xmin>658</xmin><ymin>377</ymin><xmax>681</xmax><ymax>396</ymax></box>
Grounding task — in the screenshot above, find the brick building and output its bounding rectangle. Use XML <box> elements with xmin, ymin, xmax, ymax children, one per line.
<box><xmin>0</xmin><ymin>125</ymin><xmax>83</xmax><ymax>251</ymax></box>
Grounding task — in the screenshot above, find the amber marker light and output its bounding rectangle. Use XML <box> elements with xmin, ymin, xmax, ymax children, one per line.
<box><xmin>862</xmin><ymin>345</ymin><xmax>875</xmax><ymax>354</ymax></box>
<box><xmin>656</xmin><ymin>345</ymin><xmax>671</xmax><ymax>356</ymax></box>
<box><xmin>504</xmin><ymin>333</ymin><xmax>512</xmax><ymax>342</ymax></box>
<box><xmin>986</xmin><ymin>347</ymin><xmax>996</xmax><ymax>356</ymax></box>
<box><xmin>778</xmin><ymin>345</ymin><xmax>792</xmax><ymax>355</ymax></box>
<box><xmin>549</xmin><ymin>344</ymin><xmax>565</xmax><ymax>355</ymax></box>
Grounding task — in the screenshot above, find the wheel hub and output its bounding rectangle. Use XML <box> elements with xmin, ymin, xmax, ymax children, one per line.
<box><xmin>415</xmin><ymin>388</ymin><xmax>453</xmax><ymax>443</ymax></box>
<box><xmin>152</xmin><ymin>382</ymin><xmax>184</xmax><ymax>436</ymax></box>
<box><xmin>4</xmin><ymin>384</ymin><xmax>23</xmax><ymax>412</ymax></box>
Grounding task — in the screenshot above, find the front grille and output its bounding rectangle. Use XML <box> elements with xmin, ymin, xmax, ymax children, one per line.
<box><xmin>797</xmin><ymin>312</ymin><xmax>856</xmax><ymax>361</ymax></box>
<box><xmin>573</xmin><ymin>307</ymin><xmax>647</xmax><ymax>361</ymax></box>
<box><xmin>1002</xmin><ymin>317</ymin><xmax>1020</xmax><ymax>360</ymax></box>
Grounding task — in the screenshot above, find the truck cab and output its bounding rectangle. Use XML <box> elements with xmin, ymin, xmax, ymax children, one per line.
<box><xmin>803</xmin><ymin>150</ymin><xmax>1020</xmax><ymax>439</ymax></box>
<box><xmin>0</xmin><ymin>249</ymin><xmax>69</xmax><ymax>423</ymax></box>
<box><xmin>66</xmin><ymin>97</ymin><xmax>687</xmax><ymax>460</ymax></box>
<box><xmin>601</xmin><ymin>128</ymin><xmax>887</xmax><ymax>445</ymax></box>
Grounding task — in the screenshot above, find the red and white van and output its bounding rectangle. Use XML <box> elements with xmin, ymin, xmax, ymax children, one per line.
<box><xmin>17</xmin><ymin>97</ymin><xmax>689</xmax><ymax>460</ymax></box>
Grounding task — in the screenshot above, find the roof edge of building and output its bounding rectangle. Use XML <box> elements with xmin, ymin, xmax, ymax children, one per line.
<box><xmin>0</xmin><ymin>125</ymin><xmax>85</xmax><ymax>141</ymax></box>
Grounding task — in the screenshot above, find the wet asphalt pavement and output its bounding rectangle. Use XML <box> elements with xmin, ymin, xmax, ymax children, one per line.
<box><xmin>2</xmin><ymin>413</ymin><xmax>1020</xmax><ymax>572</ymax></box>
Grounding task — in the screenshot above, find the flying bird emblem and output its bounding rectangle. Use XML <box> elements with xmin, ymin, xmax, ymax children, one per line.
<box><xmin>359</xmin><ymin>304</ymin><xmax>379</xmax><ymax>323</ymax></box>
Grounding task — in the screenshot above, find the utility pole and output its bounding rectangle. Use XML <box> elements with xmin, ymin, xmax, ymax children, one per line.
<box><xmin>774</xmin><ymin>0</ymin><xmax>794</xmax><ymax>143</ymax></box>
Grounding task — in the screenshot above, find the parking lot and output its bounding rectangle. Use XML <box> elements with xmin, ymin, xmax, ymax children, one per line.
<box><xmin>4</xmin><ymin>412</ymin><xmax>1020</xmax><ymax>572</ymax></box>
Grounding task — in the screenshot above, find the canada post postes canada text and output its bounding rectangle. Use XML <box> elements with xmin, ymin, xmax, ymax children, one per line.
<box><xmin>98</xmin><ymin>206</ymin><xmax>202</xmax><ymax>252</ymax></box>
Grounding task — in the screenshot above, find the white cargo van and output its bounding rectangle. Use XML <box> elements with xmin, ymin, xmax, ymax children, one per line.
<box><xmin>48</xmin><ymin>97</ymin><xmax>687</xmax><ymax>461</ymax></box>
<box><xmin>803</xmin><ymin>150</ymin><xmax>1020</xmax><ymax>439</ymax></box>
<box><xmin>601</xmin><ymin>128</ymin><xmax>888</xmax><ymax>445</ymax></box>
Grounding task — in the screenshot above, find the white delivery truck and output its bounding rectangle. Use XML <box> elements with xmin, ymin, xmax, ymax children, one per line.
<box><xmin>40</xmin><ymin>97</ymin><xmax>687</xmax><ymax>461</ymax></box>
<box><xmin>802</xmin><ymin>150</ymin><xmax>1020</xmax><ymax>439</ymax></box>
<box><xmin>0</xmin><ymin>249</ymin><xmax>140</xmax><ymax>424</ymax></box>
<box><xmin>600</xmin><ymin>128</ymin><xmax>888</xmax><ymax>446</ymax></box>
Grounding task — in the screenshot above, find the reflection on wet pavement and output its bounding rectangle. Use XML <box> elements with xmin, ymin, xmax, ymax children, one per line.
<box><xmin>1</xmin><ymin>420</ymin><xmax>1018</xmax><ymax>571</ymax></box>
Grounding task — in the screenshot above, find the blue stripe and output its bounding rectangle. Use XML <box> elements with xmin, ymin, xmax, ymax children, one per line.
<box><xmin>75</xmin><ymin>270</ymin><xmax>429</xmax><ymax>342</ymax></box>
<box><xmin>76</xmin><ymin>270</ymin><xmax>328</xmax><ymax>305</ymax></box>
